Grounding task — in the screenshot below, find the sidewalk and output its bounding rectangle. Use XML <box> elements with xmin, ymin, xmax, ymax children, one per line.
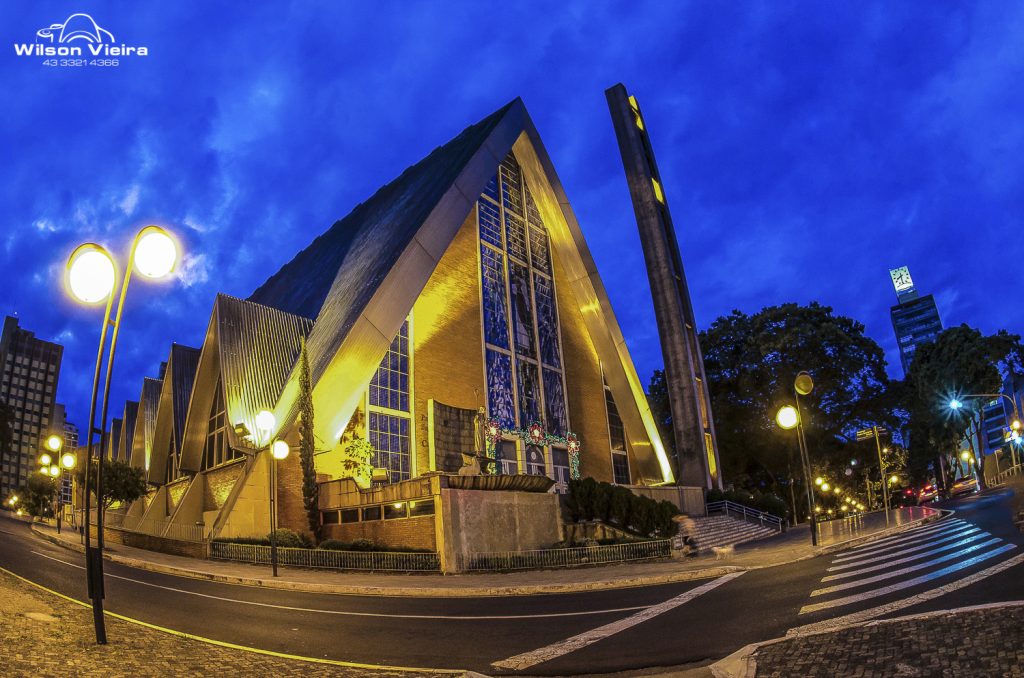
<box><xmin>30</xmin><ymin>506</ymin><xmax>940</xmax><ymax>597</ymax></box>
<box><xmin>713</xmin><ymin>602</ymin><xmax>1024</xmax><ymax>677</ymax></box>
<box><xmin>0</xmin><ymin>568</ymin><xmax>447</xmax><ymax>677</ymax></box>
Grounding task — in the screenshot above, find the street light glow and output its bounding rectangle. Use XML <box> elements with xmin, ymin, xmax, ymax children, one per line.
<box><xmin>949</xmin><ymin>398</ymin><xmax>963</xmax><ymax>410</ymax></box>
<box><xmin>66</xmin><ymin>244</ymin><xmax>116</xmax><ymax>304</ymax></box>
<box><xmin>775</xmin><ymin>405</ymin><xmax>799</xmax><ymax>430</ymax></box>
<box><xmin>46</xmin><ymin>435</ymin><xmax>63</xmax><ymax>452</ymax></box>
<box><xmin>39</xmin><ymin>453</ymin><xmax>52</xmax><ymax>466</ymax></box>
<box><xmin>49</xmin><ymin>464</ymin><xmax>60</xmax><ymax>477</ymax></box>
<box><xmin>960</xmin><ymin>451</ymin><xmax>971</xmax><ymax>461</ymax></box>
<box><xmin>821</xmin><ymin>482</ymin><xmax>830</xmax><ymax>491</ymax></box>
<box><xmin>255</xmin><ymin>410</ymin><xmax>276</xmax><ymax>433</ymax></box>
<box><xmin>60</xmin><ymin>452</ymin><xmax>77</xmax><ymax>469</ymax></box>
<box><xmin>271</xmin><ymin>440</ymin><xmax>290</xmax><ymax>460</ymax></box>
<box><xmin>815</xmin><ymin>477</ymin><xmax>823</xmax><ymax>485</ymax></box>
<box><xmin>889</xmin><ymin>474</ymin><xmax>899</xmax><ymax>483</ymax></box>
<box><xmin>133</xmin><ymin>226</ymin><xmax>178</xmax><ymax>279</ymax></box>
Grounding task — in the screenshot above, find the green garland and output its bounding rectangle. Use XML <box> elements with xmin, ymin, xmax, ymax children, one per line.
<box><xmin>484</xmin><ymin>418</ymin><xmax>581</xmax><ymax>479</ymax></box>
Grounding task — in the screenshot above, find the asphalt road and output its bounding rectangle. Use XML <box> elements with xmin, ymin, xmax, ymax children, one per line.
<box><xmin>1</xmin><ymin>489</ymin><xmax>1021</xmax><ymax>676</ymax></box>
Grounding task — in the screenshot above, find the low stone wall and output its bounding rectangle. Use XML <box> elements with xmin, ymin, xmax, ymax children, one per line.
<box><xmin>322</xmin><ymin>514</ymin><xmax>437</xmax><ymax>551</ymax></box>
<box><xmin>102</xmin><ymin>525</ymin><xmax>208</xmax><ymax>559</ymax></box>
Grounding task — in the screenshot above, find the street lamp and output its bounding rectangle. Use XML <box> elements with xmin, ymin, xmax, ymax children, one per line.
<box><xmin>256</xmin><ymin>410</ymin><xmax>291</xmax><ymax>577</ymax></box>
<box><xmin>774</xmin><ymin>371</ymin><xmax>818</xmax><ymax>545</ymax></box>
<box><xmin>64</xmin><ymin>225</ymin><xmax>179</xmax><ymax>645</ymax></box>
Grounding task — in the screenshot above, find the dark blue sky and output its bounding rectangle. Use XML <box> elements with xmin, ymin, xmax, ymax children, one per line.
<box><xmin>2</xmin><ymin>2</ymin><xmax>1021</xmax><ymax>431</ymax></box>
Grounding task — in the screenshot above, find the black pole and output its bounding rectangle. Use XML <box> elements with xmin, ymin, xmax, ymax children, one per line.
<box><xmin>270</xmin><ymin>452</ymin><xmax>278</xmax><ymax>577</ymax></box>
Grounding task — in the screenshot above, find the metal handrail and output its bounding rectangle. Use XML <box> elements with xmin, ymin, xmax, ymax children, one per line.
<box><xmin>458</xmin><ymin>539</ymin><xmax>672</xmax><ymax>571</ymax></box>
<box><xmin>991</xmin><ymin>464</ymin><xmax>1023</xmax><ymax>486</ymax></box>
<box><xmin>210</xmin><ymin>542</ymin><xmax>439</xmax><ymax>572</ymax></box>
<box><xmin>705</xmin><ymin>500</ymin><xmax>785</xmax><ymax>532</ymax></box>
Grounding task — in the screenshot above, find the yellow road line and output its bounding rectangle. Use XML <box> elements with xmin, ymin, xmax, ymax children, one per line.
<box><xmin>0</xmin><ymin>565</ymin><xmax>462</xmax><ymax>674</ymax></box>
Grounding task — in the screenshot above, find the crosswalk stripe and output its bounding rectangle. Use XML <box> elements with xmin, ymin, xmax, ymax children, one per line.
<box><xmin>831</xmin><ymin>520</ymin><xmax>965</xmax><ymax>561</ymax></box>
<box><xmin>788</xmin><ymin>553</ymin><xmax>1024</xmax><ymax>635</ymax></box>
<box><xmin>834</xmin><ymin>519</ymin><xmax>964</xmax><ymax>556</ymax></box>
<box><xmin>799</xmin><ymin>543</ymin><xmax>1017</xmax><ymax>614</ymax></box>
<box><xmin>823</xmin><ymin>530</ymin><xmax>988</xmax><ymax>580</ymax></box>
<box><xmin>826</xmin><ymin>526</ymin><xmax>982</xmax><ymax>573</ymax></box>
<box><xmin>810</xmin><ymin>537</ymin><xmax>1003</xmax><ymax>597</ymax></box>
<box><xmin>830</xmin><ymin>522</ymin><xmax>974</xmax><ymax>564</ymax></box>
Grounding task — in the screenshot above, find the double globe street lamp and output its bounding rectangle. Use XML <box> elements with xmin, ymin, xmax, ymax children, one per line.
<box><xmin>776</xmin><ymin>371</ymin><xmax>818</xmax><ymax>545</ymax></box>
<box><xmin>65</xmin><ymin>225</ymin><xmax>179</xmax><ymax>644</ymax></box>
<box><xmin>254</xmin><ymin>410</ymin><xmax>291</xmax><ymax>577</ymax></box>
<box><xmin>39</xmin><ymin>434</ymin><xmax>76</xmax><ymax>533</ymax></box>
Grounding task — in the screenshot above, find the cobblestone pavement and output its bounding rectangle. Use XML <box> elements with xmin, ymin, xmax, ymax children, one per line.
<box><xmin>753</xmin><ymin>605</ymin><xmax>1024</xmax><ymax>677</ymax></box>
<box><xmin>0</xmin><ymin>571</ymin><xmax>446</xmax><ymax>677</ymax></box>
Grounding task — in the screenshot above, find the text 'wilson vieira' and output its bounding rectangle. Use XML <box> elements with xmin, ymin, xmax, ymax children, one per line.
<box><xmin>13</xmin><ymin>43</ymin><xmax>148</xmax><ymax>56</ymax></box>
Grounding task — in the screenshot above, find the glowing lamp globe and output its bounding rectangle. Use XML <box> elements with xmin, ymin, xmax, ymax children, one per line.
<box><xmin>821</xmin><ymin>482</ymin><xmax>830</xmax><ymax>491</ymax></box>
<box><xmin>775</xmin><ymin>405</ymin><xmax>798</xmax><ymax>430</ymax></box>
<box><xmin>49</xmin><ymin>465</ymin><xmax>59</xmax><ymax>477</ymax></box>
<box><xmin>960</xmin><ymin>451</ymin><xmax>970</xmax><ymax>461</ymax></box>
<box><xmin>949</xmin><ymin>399</ymin><xmax>963</xmax><ymax>410</ymax></box>
<box><xmin>60</xmin><ymin>452</ymin><xmax>76</xmax><ymax>470</ymax></box>
<box><xmin>46</xmin><ymin>434</ymin><xmax>63</xmax><ymax>452</ymax></box>
<box><xmin>794</xmin><ymin>372</ymin><xmax>814</xmax><ymax>396</ymax></box>
<box><xmin>39</xmin><ymin>453</ymin><xmax>52</xmax><ymax>467</ymax></box>
<box><xmin>67</xmin><ymin>244</ymin><xmax>116</xmax><ymax>304</ymax></box>
<box><xmin>271</xmin><ymin>440</ymin><xmax>290</xmax><ymax>460</ymax></box>
<box><xmin>815</xmin><ymin>477</ymin><xmax>823</xmax><ymax>486</ymax></box>
<box><xmin>134</xmin><ymin>227</ymin><xmax>178</xmax><ymax>279</ymax></box>
<box><xmin>255</xmin><ymin>410</ymin><xmax>276</xmax><ymax>433</ymax></box>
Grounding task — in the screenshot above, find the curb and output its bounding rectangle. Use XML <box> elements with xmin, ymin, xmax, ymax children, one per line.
<box><xmin>710</xmin><ymin>599</ymin><xmax>1024</xmax><ymax>678</ymax></box>
<box><xmin>29</xmin><ymin>512</ymin><xmax>941</xmax><ymax>598</ymax></box>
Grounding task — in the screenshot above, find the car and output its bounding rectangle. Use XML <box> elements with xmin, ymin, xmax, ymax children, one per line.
<box><xmin>917</xmin><ymin>484</ymin><xmax>939</xmax><ymax>504</ymax></box>
<box><xmin>949</xmin><ymin>476</ymin><xmax>979</xmax><ymax>497</ymax></box>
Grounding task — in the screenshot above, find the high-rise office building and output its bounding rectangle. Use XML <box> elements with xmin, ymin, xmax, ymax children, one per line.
<box><xmin>0</xmin><ymin>316</ymin><xmax>63</xmax><ymax>499</ymax></box>
<box><xmin>888</xmin><ymin>266</ymin><xmax>943</xmax><ymax>375</ymax></box>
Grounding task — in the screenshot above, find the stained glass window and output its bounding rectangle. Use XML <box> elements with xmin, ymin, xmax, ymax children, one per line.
<box><xmin>525</xmin><ymin>186</ymin><xmax>542</xmax><ymax>228</ymax></box>
<box><xmin>496</xmin><ymin>440</ymin><xmax>519</xmax><ymax>475</ymax></box>
<box><xmin>500</xmin><ymin>157</ymin><xmax>523</xmax><ymax>216</ymax></box>
<box><xmin>486</xmin><ymin>349</ymin><xmax>516</xmax><ymax>428</ymax></box>
<box><xmin>551</xmin><ymin>447</ymin><xmax>570</xmax><ymax>494</ymax></box>
<box><xmin>478</xmin><ymin>200</ymin><xmax>502</xmax><ymax>249</ymax></box>
<box><xmin>368</xmin><ymin>412</ymin><xmax>411</xmax><ymax>482</ymax></box>
<box><xmin>612</xmin><ymin>452</ymin><xmax>630</xmax><ymax>485</ymax></box>
<box><xmin>543</xmin><ymin>368</ymin><xmax>568</xmax><ymax>435</ymax></box>
<box><xmin>516</xmin><ymin>359</ymin><xmax>541</xmax><ymax>426</ymax></box>
<box><xmin>534</xmin><ymin>273</ymin><xmax>561</xmax><ymax>368</ymax></box>
<box><xmin>480</xmin><ymin>245</ymin><xmax>510</xmax><ymax>349</ymax></box>
<box><xmin>369</xmin><ymin>321</ymin><xmax>409</xmax><ymax>412</ymax></box>
<box><xmin>526</xmin><ymin>445</ymin><xmax>546</xmax><ymax>476</ymax></box>
<box><xmin>505</xmin><ymin>212</ymin><xmax>528</xmax><ymax>263</ymax></box>
<box><xmin>529</xmin><ymin>227</ymin><xmax>551</xmax><ymax>275</ymax></box>
<box><xmin>508</xmin><ymin>260</ymin><xmax>536</xmax><ymax>359</ymax></box>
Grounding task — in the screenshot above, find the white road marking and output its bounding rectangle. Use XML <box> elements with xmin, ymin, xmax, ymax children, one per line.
<box><xmin>27</xmin><ymin>550</ymin><xmax>652</xmax><ymax>621</ymax></box>
<box><xmin>823</xmin><ymin>530</ymin><xmax>987</xmax><ymax>579</ymax></box>
<box><xmin>491</xmin><ymin>571</ymin><xmax>745</xmax><ymax>671</ymax></box>
<box><xmin>800</xmin><ymin>543</ymin><xmax>1017</xmax><ymax>614</ymax></box>
<box><xmin>832</xmin><ymin>519</ymin><xmax>965</xmax><ymax>556</ymax></box>
<box><xmin>811</xmin><ymin>537</ymin><xmax>1003</xmax><ymax>596</ymax></box>
<box><xmin>788</xmin><ymin>553</ymin><xmax>1024</xmax><ymax>635</ymax></box>
<box><xmin>831</xmin><ymin>521</ymin><xmax>968</xmax><ymax>563</ymax></box>
<box><xmin>828</xmin><ymin>523</ymin><xmax>976</xmax><ymax>567</ymax></box>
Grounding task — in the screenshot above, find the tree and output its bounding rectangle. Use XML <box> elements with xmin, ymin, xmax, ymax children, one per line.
<box><xmin>339</xmin><ymin>435</ymin><xmax>374</xmax><ymax>489</ymax></box>
<box><xmin>297</xmin><ymin>339</ymin><xmax>320</xmax><ymax>540</ymax></box>
<box><xmin>20</xmin><ymin>471</ymin><xmax>58</xmax><ymax>517</ymax></box>
<box><xmin>904</xmin><ymin>325</ymin><xmax>1024</xmax><ymax>488</ymax></box>
<box><xmin>74</xmin><ymin>458</ymin><xmax>147</xmax><ymax>509</ymax></box>
<box><xmin>681</xmin><ymin>302</ymin><xmax>892</xmax><ymax>517</ymax></box>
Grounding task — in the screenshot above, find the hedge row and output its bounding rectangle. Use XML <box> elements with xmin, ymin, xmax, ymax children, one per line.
<box><xmin>706</xmin><ymin>488</ymin><xmax>788</xmax><ymax>519</ymax></box>
<box><xmin>565</xmin><ymin>478</ymin><xmax>679</xmax><ymax>538</ymax></box>
<box><xmin>213</xmin><ymin>530</ymin><xmax>430</xmax><ymax>553</ymax></box>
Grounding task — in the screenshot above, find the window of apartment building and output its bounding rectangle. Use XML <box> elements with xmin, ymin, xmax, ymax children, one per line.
<box><xmin>477</xmin><ymin>152</ymin><xmax>570</xmax><ymax>482</ymax></box>
<box><xmin>367</xmin><ymin>319</ymin><xmax>413</xmax><ymax>483</ymax></box>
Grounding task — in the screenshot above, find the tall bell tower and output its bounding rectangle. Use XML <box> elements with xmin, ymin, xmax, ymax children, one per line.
<box><xmin>605</xmin><ymin>83</ymin><xmax>722</xmax><ymax>489</ymax></box>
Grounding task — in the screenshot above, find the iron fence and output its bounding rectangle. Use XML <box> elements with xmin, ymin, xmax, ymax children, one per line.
<box><xmin>210</xmin><ymin>542</ymin><xmax>440</xmax><ymax>572</ymax></box>
<box><xmin>992</xmin><ymin>464</ymin><xmax>1022</xmax><ymax>487</ymax></box>
<box><xmin>457</xmin><ymin>539</ymin><xmax>672</xmax><ymax>572</ymax></box>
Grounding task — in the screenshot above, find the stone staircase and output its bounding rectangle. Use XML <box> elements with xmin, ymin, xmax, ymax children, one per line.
<box><xmin>681</xmin><ymin>514</ymin><xmax>779</xmax><ymax>552</ymax></box>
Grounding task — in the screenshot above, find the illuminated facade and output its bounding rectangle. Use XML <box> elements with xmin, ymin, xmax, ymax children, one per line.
<box><xmin>109</xmin><ymin>98</ymin><xmax>685</xmax><ymax>558</ymax></box>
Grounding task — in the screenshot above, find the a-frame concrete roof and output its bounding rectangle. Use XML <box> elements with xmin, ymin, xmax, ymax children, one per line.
<box><xmin>248</xmin><ymin>98</ymin><xmax>672</xmax><ymax>482</ymax></box>
<box><xmin>147</xmin><ymin>343</ymin><xmax>200</xmax><ymax>484</ymax></box>
<box><xmin>129</xmin><ymin>377</ymin><xmax>163</xmax><ymax>473</ymax></box>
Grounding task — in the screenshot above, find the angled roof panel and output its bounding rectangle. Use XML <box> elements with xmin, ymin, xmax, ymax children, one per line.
<box><xmin>130</xmin><ymin>377</ymin><xmax>162</xmax><ymax>472</ymax></box>
<box><xmin>147</xmin><ymin>343</ymin><xmax>201</xmax><ymax>484</ymax></box>
<box><xmin>169</xmin><ymin>344</ymin><xmax>200</xmax><ymax>450</ymax></box>
<box><xmin>107</xmin><ymin>417</ymin><xmax>122</xmax><ymax>460</ymax></box>
<box><xmin>119</xmin><ymin>401</ymin><xmax>138</xmax><ymax>465</ymax></box>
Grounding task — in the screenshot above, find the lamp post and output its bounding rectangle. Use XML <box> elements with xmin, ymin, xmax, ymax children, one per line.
<box><xmin>256</xmin><ymin>410</ymin><xmax>291</xmax><ymax>578</ymax></box>
<box><xmin>65</xmin><ymin>225</ymin><xmax>179</xmax><ymax>644</ymax></box>
<box><xmin>776</xmin><ymin>376</ymin><xmax>818</xmax><ymax>546</ymax></box>
<box><xmin>950</xmin><ymin>393</ymin><xmax>1022</xmax><ymax>477</ymax></box>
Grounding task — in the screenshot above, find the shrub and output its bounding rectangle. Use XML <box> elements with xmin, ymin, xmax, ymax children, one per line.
<box><xmin>706</xmin><ymin>488</ymin><xmax>725</xmax><ymax>503</ymax></box>
<box><xmin>213</xmin><ymin>536</ymin><xmax>270</xmax><ymax>546</ymax></box>
<box><xmin>609</xmin><ymin>485</ymin><xmax>634</xmax><ymax>528</ymax></box>
<box><xmin>630</xmin><ymin>497</ymin><xmax>656</xmax><ymax>537</ymax></box>
<box><xmin>267</xmin><ymin>528</ymin><xmax>311</xmax><ymax>549</ymax></box>
<box><xmin>593</xmin><ymin>481</ymin><xmax>613</xmax><ymax>523</ymax></box>
<box><xmin>567</xmin><ymin>479</ymin><xmax>681</xmax><ymax>538</ymax></box>
<box><xmin>654</xmin><ymin>500</ymin><xmax>680</xmax><ymax>538</ymax></box>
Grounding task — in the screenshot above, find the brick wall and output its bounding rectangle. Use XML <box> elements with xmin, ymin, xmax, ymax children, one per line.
<box><xmin>412</xmin><ymin>211</ymin><xmax>485</xmax><ymax>474</ymax></box>
<box><xmin>275</xmin><ymin>442</ymin><xmax>314</xmax><ymax>540</ymax></box>
<box><xmin>103</xmin><ymin>526</ymin><xmax>208</xmax><ymax>559</ymax></box>
<box><xmin>203</xmin><ymin>459</ymin><xmax>245</xmax><ymax>510</ymax></box>
<box><xmin>322</xmin><ymin>515</ymin><xmax>436</xmax><ymax>551</ymax></box>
